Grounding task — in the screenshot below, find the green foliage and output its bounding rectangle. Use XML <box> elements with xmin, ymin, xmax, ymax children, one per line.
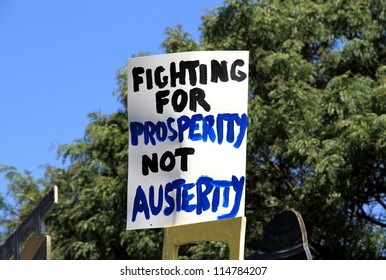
<box><xmin>178</xmin><ymin>242</ymin><xmax>229</xmax><ymax>260</ymax></box>
<box><xmin>195</xmin><ymin>0</ymin><xmax>386</xmax><ymax>259</ymax></box>
<box><xmin>1</xmin><ymin>0</ymin><xmax>385</xmax><ymax>259</ymax></box>
<box><xmin>45</xmin><ymin>108</ymin><xmax>162</xmax><ymax>259</ymax></box>
<box><xmin>162</xmin><ymin>24</ymin><xmax>201</xmax><ymax>53</ymax></box>
<box><xmin>0</xmin><ymin>165</ymin><xmax>45</xmax><ymax>240</ymax></box>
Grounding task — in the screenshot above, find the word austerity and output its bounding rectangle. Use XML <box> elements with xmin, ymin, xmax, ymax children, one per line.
<box><xmin>131</xmin><ymin>175</ymin><xmax>245</xmax><ymax>222</ymax></box>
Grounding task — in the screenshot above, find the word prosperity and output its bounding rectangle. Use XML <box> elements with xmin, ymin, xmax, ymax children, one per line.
<box><xmin>131</xmin><ymin>175</ymin><xmax>245</xmax><ymax>223</ymax></box>
<box><xmin>130</xmin><ymin>113</ymin><xmax>248</xmax><ymax>148</ymax></box>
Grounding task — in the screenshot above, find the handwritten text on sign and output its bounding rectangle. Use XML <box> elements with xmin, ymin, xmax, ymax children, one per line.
<box><xmin>127</xmin><ymin>51</ymin><xmax>249</xmax><ymax>230</ymax></box>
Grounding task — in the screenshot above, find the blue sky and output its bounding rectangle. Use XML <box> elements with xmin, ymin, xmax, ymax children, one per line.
<box><xmin>0</xmin><ymin>0</ymin><xmax>224</xmax><ymax>193</ymax></box>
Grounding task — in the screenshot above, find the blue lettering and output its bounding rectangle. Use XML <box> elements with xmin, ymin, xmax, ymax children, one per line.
<box><xmin>173</xmin><ymin>179</ymin><xmax>185</xmax><ymax>212</ymax></box>
<box><xmin>212</xmin><ymin>179</ymin><xmax>232</xmax><ymax>208</ymax></box>
<box><xmin>211</xmin><ymin>187</ymin><xmax>220</xmax><ymax>212</ymax></box>
<box><xmin>167</xmin><ymin>117</ymin><xmax>178</xmax><ymax>141</ymax></box>
<box><xmin>144</xmin><ymin>121</ymin><xmax>156</xmax><ymax>145</ymax></box>
<box><xmin>175</xmin><ymin>186</ymin><xmax>181</xmax><ymax>211</ymax></box>
<box><xmin>149</xmin><ymin>185</ymin><xmax>163</xmax><ymax>216</ymax></box>
<box><xmin>189</xmin><ymin>114</ymin><xmax>203</xmax><ymax>141</ymax></box>
<box><xmin>181</xmin><ymin>183</ymin><xmax>196</xmax><ymax>212</ymax></box>
<box><xmin>129</xmin><ymin>113</ymin><xmax>247</xmax><ymax>147</ymax></box>
<box><xmin>164</xmin><ymin>182</ymin><xmax>175</xmax><ymax>216</ymax></box>
<box><xmin>129</xmin><ymin>122</ymin><xmax>144</xmax><ymax>146</ymax></box>
<box><xmin>131</xmin><ymin>186</ymin><xmax>150</xmax><ymax>221</ymax></box>
<box><xmin>218</xmin><ymin>176</ymin><xmax>245</xmax><ymax>220</ymax></box>
<box><xmin>222</xmin><ymin>187</ymin><xmax>230</xmax><ymax>208</ymax></box>
<box><xmin>234</xmin><ymin>113</ymin><xmax>248</xmax><ymax>148</ymax></box>
<box><xmin>155</xmin><ymin>121</ymin><xmax>167</xmax><ymax>142</ymax></box>
<box><xmin>196</xmin><ymin>176</ymin><xmax>214</xmax><ymax>215</ymax></box>
<box><xmin>202</xmin><ymin>115</ymin><xmax>216</xmax><ymax>142</ymax></box>
<box><xmin>130</xmin><ymin>175</ymin><xmax>245</xmax><ymax>223</ymax></box>
<box><xmin>216</xmin><ymin>114</ymin><xmax>224</xmax><ymax>145</ymax></box>
<box><xmin>177</xmin><ymin>115</ymin><xmax>190</xmax><ymax>142</ymax></box>
<box><xmin>226</xmin><ymin>115</ymin><xmax>236</xmax><ymax>143</ymax></box>
<box><xmin>217</xmin><ymin>113</ymin><xmax>239</xmax><ymax>145</ymax></box>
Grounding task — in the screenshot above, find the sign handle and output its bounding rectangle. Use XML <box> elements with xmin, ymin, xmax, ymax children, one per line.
<box><xmin>162</xmin><ymin>216</ymin><xmax>246</xmax><ymax>260</ymax></box>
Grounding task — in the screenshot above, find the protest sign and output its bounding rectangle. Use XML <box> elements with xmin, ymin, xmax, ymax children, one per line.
<box><xmin>127</xmin><ymin>51</ymin><xmax>249</xmax><ymax>230</ymax></box>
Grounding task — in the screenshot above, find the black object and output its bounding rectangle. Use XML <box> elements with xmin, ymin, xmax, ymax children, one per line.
<box><xmin>246</xmin><ymin>210</ymin><xmax>312</xmax><ymax>260</ymax></box>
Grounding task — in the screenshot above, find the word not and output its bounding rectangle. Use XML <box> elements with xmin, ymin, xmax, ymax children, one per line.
<box><xmin>130</xmin><ymin>113</ymin><xmax>248</xmax><ymax>148</ymax></box>
<box><xmin>142</xmin><ymin>147</ymin><xmax>195</xmax><ymax>176</ymax></box>
<box><xmin>132</xmin><ymin>59</ymin><xmax>247</xmax><ymax>92</ymax></box>
<box><xmin>131</xmin><ymin>175</ymin><xmax>245</xmax><ymax>223</ymax></box>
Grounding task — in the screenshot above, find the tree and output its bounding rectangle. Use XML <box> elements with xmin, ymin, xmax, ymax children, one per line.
<box><xmin>0</xmin><ymin>165</ymin><xmax>44</xmax><ymax>242</ymax></box>
<box><xmin>1</xmin><ymin>0</ymin><xmax>385</xmax><ymax>259</ymax></box>
<box><xmin>41</xmin><ymin>73</ymin><xmax>164</xmax><ymax>259</ymax></box>
<box><xmin>189</xmin><ymin>0</ymin><xmax>386</xmax><ymax>259</ymax></box>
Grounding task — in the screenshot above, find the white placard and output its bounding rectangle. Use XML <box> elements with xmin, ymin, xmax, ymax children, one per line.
<box><xmin>127</xmin><ymin>51</ymin><xmax>249</xmax><ymax>230</ymax></box>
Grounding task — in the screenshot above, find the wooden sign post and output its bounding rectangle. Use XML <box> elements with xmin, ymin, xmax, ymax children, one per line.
<box><xmin>162</xmin><ymin>216</ymin><xmax>246</xmax><ymax>260</ymax></box>
<box><xmin>0</xmin><ymin>186</ymin><xmax>59</xmax><ymax>260</ymax></box>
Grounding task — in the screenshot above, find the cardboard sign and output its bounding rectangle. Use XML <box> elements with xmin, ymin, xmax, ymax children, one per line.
<box><xmin>127</xmin><ymin>51</ymin><xmax>249</xmax><ymax>230</ymax></box>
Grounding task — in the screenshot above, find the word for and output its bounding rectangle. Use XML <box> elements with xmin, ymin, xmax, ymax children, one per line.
<box><xmin>130</xmin><ymin>113</ymin><xmax>248</xmax><ymax>148</ymax></box>
<box><xmin>131</xmin><ymin>59</ymin><xmax>247</xmax><ymax>92</ymax></box>
<box><xmin>155</xmin><ymin>87</ymin><xmax>211</xmax><ymax>114</ymax></box>
<box><xmin>130</xmin><ymin>175</ymin><xmax>245</xmax><ymax>223</ymax></box>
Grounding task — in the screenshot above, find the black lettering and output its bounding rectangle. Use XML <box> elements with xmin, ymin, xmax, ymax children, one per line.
<box><xmin>132</xmin><ymin>67</ymin><xmax>145</xmax><ymax>92</ymax></box>
<box><xmin>171</xmin><ymin>89</ymin><xmax>188</xmax><ymax>112</ymax></box>
<box><xmin>230</xmin><ymin>59</ymin><xmax>247</xmax><ymax>82</ymax></box>
<box><xmin>183</xmin><ymin>60</ymin><xmax>199</xmax><ymax>86</ymax></box>
<box><xmin>141</xmin><ymin>148</ymin><xmax>195</xmax><ymax>175</ymax></box>
<box><xmin>157</xmin><ymin>88</ymin><xmax>210</xmax><ymax>113</ymax></box>
<box><xmin>142</xmin><ymin>153</ymin><xmax>158</xmax><ymax>176</ymax></box>
<box><xmin>175</xmin><ymin>147</ymin><xmax>195</xmax><ymax>171</ymax></box>
<box><xmin>199</xmin><ymin>64</ymin><xmax>207</xmax><ymax>85</ymax></box>
<box><xmin>160</xmin><ymin>151</ymin><xmax>175</xmax><ymax>172</ymax></box>
<box><xmin>145</xmin><ymin>69</ymin><xmax>153</xmax><ymax>90</ymax></box>
<box><xmin>211</xmin><ymin>60</ymin><xmax>229</xmax><ymax>83</ymax></box>
<box><xmin>189</xmin><ymin>88</ymin><xmax>211</xmax><ymax>112</ymax></box>
<box><xmin>154</xmin><ymin>66</ymin><xmax>168</xmax><ymax>88</ymax></box>
<box><xmin>170</xmin><ymin>62</ymin><xmax>185</xmax><ymax>87</ymax></box>
<box><xmin>155</xmin><ymin>90</ymin><xmax>170</xmax><ymax>114</ymax></box>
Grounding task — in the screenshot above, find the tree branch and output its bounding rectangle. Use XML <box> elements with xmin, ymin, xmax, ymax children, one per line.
<box><xmin>358</xmin><ymin>206</ymin><xmax>386</xmax><ymax>228</ymax></box>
